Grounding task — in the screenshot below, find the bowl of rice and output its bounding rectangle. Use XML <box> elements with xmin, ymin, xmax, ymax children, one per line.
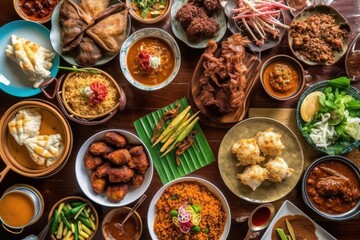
<box><xmin>41</xmin><ymin>68</ymin><xmax>126</xmax><ymax>125</ymax></box>
<box><xmin>147</xmin><ymin>177</ymin><xmax>231</xmax><ymax>239</ymax></box>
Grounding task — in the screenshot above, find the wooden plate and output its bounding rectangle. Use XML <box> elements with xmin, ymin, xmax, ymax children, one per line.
<box><xmin>191</xmin><ymin>49</ymin><xmax>261</xmax><ymax>127</ymax></box>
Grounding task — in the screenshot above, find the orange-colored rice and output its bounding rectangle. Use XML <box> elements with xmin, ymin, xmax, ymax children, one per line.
<box><xmin>154</xmin><ymin>182</ymin><xmax>226</xmax><ymax>240</ymax></box>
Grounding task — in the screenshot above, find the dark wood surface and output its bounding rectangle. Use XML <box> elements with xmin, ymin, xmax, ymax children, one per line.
<box><xmin>1</xmin><ymin>0</ymin><xmax>359</xmax><ymax>239</ymax></box>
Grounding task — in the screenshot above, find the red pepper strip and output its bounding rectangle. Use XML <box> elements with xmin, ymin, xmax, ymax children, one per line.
<box><xmin>138</xmin><ymin>50</ymin><xmax>153</xmax><ymax>74</ymax></box>
<box><xmin>89</xmin><ymin>81</ymin><xmax>108</xmax><ymax>105</ymax></box>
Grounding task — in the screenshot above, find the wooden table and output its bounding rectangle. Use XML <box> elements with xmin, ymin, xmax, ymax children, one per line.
<box><xmin>1</xmin><ymin>1</ymin><xmax>359</xmax><ymax>239</ymax></box>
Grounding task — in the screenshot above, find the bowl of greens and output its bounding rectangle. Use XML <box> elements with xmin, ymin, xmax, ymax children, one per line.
<box><xmin>296</xmin><ymin>77</ymin><xmax>360</xmax><ymax>155</ymax></box>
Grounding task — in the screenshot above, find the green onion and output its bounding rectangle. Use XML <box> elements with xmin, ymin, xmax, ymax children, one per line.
<box><xmin>58</xmin><ymin>66</ymin><xmax>98</xmax><ymax>73</ymax></box>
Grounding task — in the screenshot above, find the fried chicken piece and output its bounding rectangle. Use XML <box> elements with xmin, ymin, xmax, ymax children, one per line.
<box><xmin>176</xmin><ymin>3</ymin><xmax>208</xmax><ymax>30</ymax></box>
<box><xmin>96</xmin><ymin>162</ymin><xmax>112</xmax><ymax>178</ymax></box>
<box><xmin>108</xmin><ymin>165</ymin><xmax>134</xmax><ymax>183</ymax></box>
<box><xmin>130</xmin><ymin>173</ymin><xmax>145</xmax><ymax>189</ymax></box>
<box><xmin>90</xmin><ymin>172</ymin><xmax>107</xmax><ymax>194</ymax></box>
<box><xmin>106</xmin><ymin>184</ymin><xmax>129</xmax><ymax>202</ymax></box>
<box><xmin>129</xmin><ymin>146</ymin><xmax>150</xmax><ymax>174</ymax></box>
<box><xmin>89</xmin><ymin>141</ymin><xmax>113</xmax><ymax>156</ymax></box>
<box><xmin>106</xmin><ymin>148</ymin><xmax>132</xmax><ymax>166</ymax></box>
<box><xmin>186</xmin><ymin>17</ymin><xmax>219</xmax><ymax>43</ymax></box>
<box><xmin>83</xmin><ymin>151</ymin><xmax>104</xmax><ymax>170</ymax></box>
<box><xmin>104</xmin><ymin>131</ymin><xmax>127</xmax><ymax>148</ymax></box>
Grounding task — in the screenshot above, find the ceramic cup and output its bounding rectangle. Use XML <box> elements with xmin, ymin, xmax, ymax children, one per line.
<box><xmin>0</xmin><ymin>184</ymin><xmax>44</xmax><ymax>234</ymax></box>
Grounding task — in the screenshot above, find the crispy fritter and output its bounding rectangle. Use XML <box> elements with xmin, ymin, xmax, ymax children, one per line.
<box><xmin>95</xmin><ymin>162</ymin><xmax>112</xmax><ymax>178</ymax></box>
<box><xmin>90</xmin><ymin>172</ymin><xmax>107</xmax><ymax>194</ymax></box>
<box><xmin>108</xmin><ymin>165</ymin><xmax>134</xmax><ymax>183</ymax></box>
<box><xmin>129</xmin><ymin>146</ymin><xmax>149</xmax><ymax>174</ymax></box>
<box><xmin>106</xmin><ymin>148</ymin><xmax>131</xmax><ymax>166</ymax></box>
<box><xmin>176</xmin><ymin>3</ymin><xmax>208</xmax><ymax>30</ymax></box>
<box><xmin>185</xmin><ymin>17</ymin><xmax>219</xmax><ymax>43</ymax></box>
<box><xmin>104</xmin><ymin>131</ymin><xmax>127</xmax><ymax>148</ymax></box>
<box><xmin>256</xmin><ymin>128</ymin><xmax>285</xmax><ymax>156</ymax></box>
<box><xmin>130</xmin><ymin>173</ymin><xmax>145</xmax><ymax>189</ymax></box>
<box><xmin>106</xmin><ymin>184</ymin><xmax>129</xmax><ymax>202</ymax></box>
<box><xmin>83</xmin><ymin>151</ymin><xmax>104</xmax><ymax>170</ymax></box>
<box><xmin>89</xmin><ymin>141</ymin><xmax>113</xmax><ymax>156</ymax></box>
<box><xmin>232</xmin><ymin>138</ymin><xmax>265</xmax><ymax>166</ymax></box>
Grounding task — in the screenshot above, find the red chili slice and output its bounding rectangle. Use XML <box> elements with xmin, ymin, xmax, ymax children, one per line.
<box><xmin>89</xmin><ymin>81</ymin><xmax>108</xmax><ymax>105</ymax></box>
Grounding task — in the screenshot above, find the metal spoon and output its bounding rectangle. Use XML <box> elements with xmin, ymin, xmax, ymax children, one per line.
<box><xmin>22</xmin><ymin>218</ymin><xmax>52</xmax><ymax>240</ymax></box>
<box><xmin>118</xmin><ymin>194</ymin><xmax>147</xmax><ymax>235</ymax></box>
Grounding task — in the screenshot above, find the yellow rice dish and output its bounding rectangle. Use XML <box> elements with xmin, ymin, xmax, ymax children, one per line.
<box><xmin>154</xmin><ymin>182</ymin><xmax>226</xmax><ymax>240</ymax></box>
<box><xmin>63</xmin><ymin>72</ymin><xmax>119</xmax><ymax>118</ymax></box>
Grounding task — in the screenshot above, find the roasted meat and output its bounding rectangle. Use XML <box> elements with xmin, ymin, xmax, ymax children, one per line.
<box><xmin>105</xmin><ymin>131</ymin><xmax>127</xmax><ymax>148</ymax></box>
<box><xmin>106</xmin><ymin>184</ymin><xmax>129</xmax><ymax>202</ymax></box>
<box><xmin>129</xmin><ymin>146</ymin><xmax>149</xmax><ymax>174</ymax></box>
<box><xmin>90</xmin><ymin>172</ymin><xmax>107</xmax><ymax>194</ymax></box>
<box><xmin>89</xmin><ymin>141</ymin><xmax>113</xmax><ymax>156</ymax></box>
<box><xmin>108</xmin><ymin>165</ymin><xmax>134</xmax><ymax>182</ymax></box>
<box><xmin>95</xmin><ymin>162</ymin><xmax>112</xmax><ymax>177</ymax></box>
<box><xmin>83</xmin><ymin>151</ymin><xmax>104</xmax><ymax>170</ymax></box>
<box><xmin>106</xmin><ymin>148</ymin><xmax>131</xmax><ymax>165</ymax></box>
<box><xmin>130</xmin><ymin>173</ymin><xmax>145</xmax><ymax>189</ymax></box>
<box><xmin>316</xmin><ymin>176</ymin><xmax>360</xmax><ymax>202</ymax></box>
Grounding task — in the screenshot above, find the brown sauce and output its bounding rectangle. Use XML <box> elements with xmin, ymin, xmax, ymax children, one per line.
<box><xmin>18</xmin><ymin>0</ymin><xmax>57</xmax><ymax>21</ymax></box>
<box><xmin>126</xmin><ymin>37</ymin><xmax>175</xmax><ymax>86</ymax></box>
<box><xmin>0</xmin><ymin>191</ymin><xmax>35</xmax><ymax>227</ymax></box>
<box><xmin>271</xmin><ymin>215</ymin><xmax>318</xmax><ymax>240</ymax></box>
<box><xmin>103</xmin><ymin>212</ymin><xmax>140</xmax><ymax>240</ymax></box>
<box><xmin>306</xmin><ymin>160</ymin><xmax>360</xmax><ymax>214</ymax></box>
<box><xmin>263</xmin><ymin>61</ymin><xmax>300</xmax><ymax>98</ymax></box>
<box><xmin>252</xmin><ymin>206</ymin><xmax>271</xmax><ymax>227</ymax></box>
<box><xmin>6</xmin><ymin>108</ymin><xmax>65</xmax><ymax>169</ymax></box>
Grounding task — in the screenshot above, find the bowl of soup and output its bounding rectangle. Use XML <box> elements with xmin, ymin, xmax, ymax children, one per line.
<box><xmin>126</xmin><ymin>0</ymin><xmax>172</xmax><ymax>24</ymax></box>
<box><xmin>302</xmin><ymin>155</ymin><xmax>360</xmax><ymax>220</ymax></box>
<box><xmin>0</xmin><ymin>99</ymin><xmax>73</xmax><ymax>181</ymax></box>
<box><xmin>102</xmin><ymin>207</ymin><xmax>143</xmax><ymax>240</ymax></box>
<box><xmin>120</xmin><ymin>28</ymin><xmax>181</xmax><ymax>91</ymax></box>
<box><xmin>260</xmin><ymin>55</ymin><xmax>305</xmax><ymax>101</ymax></box>
<box><xmin>0</xmin><ymin>184</ymin><xmax>44</xmax><ymax>234</ymax></box>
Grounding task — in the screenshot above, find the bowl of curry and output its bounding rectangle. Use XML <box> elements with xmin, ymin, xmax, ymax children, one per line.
<box><xmin>302</xmin><ymin>155</ymin><xmax>360</xmax><ymax>220</ymax></box>
<box><xmin>260</xmin><ymin>55</ymin><xmax>305</xmax><ymax>101</ymax></box>
<box><xmin>120</xmin><ymin>28</ymin><xmax>181</xmax><ymax>91</ymax></box>
<box><xmin>14</xmin><ymin>0</ymin><xmax>58</xmax><ymax>24</ymax></box>
<box><xmin>127</xmin><ymin>0</ymin><xmax>172</xmax><ymax>24</ymax></box>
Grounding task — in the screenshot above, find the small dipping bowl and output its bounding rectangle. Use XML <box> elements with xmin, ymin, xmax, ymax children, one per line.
<box><xmin>13</xmin><ymin>0</ymin><xmax>58</xmax><ymax>24</ymax></box>
<box><xmin>260</xmin><ymin>55</ymin><xmax>305</xmax><ymax>101</ymax></box>
<box><xmin>0</xmin><ymin>184</ymin><xmax>44</xmax><ymax>234</ymax></box>
<box><xmin>102</xmin><ymin>207</ymin><xmax>143</xmax><ymax>240</ymax></box>
<box><xmin>302</xmin><ymin>155</ymin><xmax>360</xmax><ymax>220</ymax></box>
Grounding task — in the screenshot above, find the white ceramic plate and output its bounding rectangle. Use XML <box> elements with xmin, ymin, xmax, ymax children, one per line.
<box><xmin>147</xmin><ymin>177</ymin><xmax>231</xmax><ymax>239</ymax></box>
<box><xmin>261</xmin><ymin>200</ymin><xmax>336</xmax><ymax>240</ymax></box>
<box><xmin>50</xmin><ymin>0</ymin><xmax>131</xmax><ymax>66</ymax></box>
<box><xmin>0</xmin><ymin>20</ymin><xmax>59</xmax><ymax>97</ymax></box>
<box><xmin>75</xmin><ymin>129</ymin><xmax>153</xmax><ymax>207</ymax></box>
<box><xmin>170</xmin><ymin>0</ymin><xmax>227</xmax><ymax>49</ymax></box>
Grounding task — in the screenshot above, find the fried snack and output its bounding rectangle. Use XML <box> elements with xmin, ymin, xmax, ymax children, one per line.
<box><xmin>237</xmin><ymin>165</ymin><xmax>269</xmax><ymax>191</ymax></box>
<box><xmin>90</xmin><ymin>172</ymin><xmax>107</xmax><ymax>194</ymax></box>
<box><xmin>106</xmin><ymin>148</ymin><xmax>131</xmax><ymax>165</ymax></box>
<box><xmin>108</xmin><ymin>165</ymin><xmax>134</xmax><ymax>183</ymax></box>
<box><xmin>88</xmin><ymin>141</ymin><xmax>113</xmax><ymax>156</ymax></box>
<box><xmin>105</xmin><ymin>131</ymin><xmax>127</xmax><ymax>147</ymax></box>
<box><xmin>231</xmin><ymin>138</ymin><xmax>265</xmax><ymax>166</ymax></box>
<box><xmin>106</xmin><ymin>184</ymin><xmax>129</xmax><ymax>202</ymax></box>
<box><xmin>95</xmin><ymin>162</ymin><xmax>111</xmax><ymax>177</ymax></box>
<box><xmin>256</xmin><ymin>128</ymin><xmax>285</xmax><ymax>156</ymax></box>
<box><xmin>129</xmin><ymin>145</ymin><xmax>149</xmax><ymax>174</ymax></box>
<box><xmin>84</xmin><ymin>151</ymin><xmax>104</xmax><ymax>170</ymax></box>
<box><xmin>130</xmin><ymin>173</ymin><xmax>145</xmax><ymax>189</ymax></box>
<box><xmin>265</xmin><ymin>157</ymin><xmax>294</xmax><ymax>182</ymax></box>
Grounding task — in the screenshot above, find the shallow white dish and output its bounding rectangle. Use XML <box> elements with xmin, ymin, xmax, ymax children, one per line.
<box><xmin>120</xmin><ymin>28</ymin><xmax>181</xmax><ymax>91</ymax></box>
<box><xmin>147</xmin><ymin>176</ymin><xmax>231</xmax><ymax>239</ymax></box>
<box><xmin>0</xmin><ymin>20</ymin><xmax>59</xmax><ymax>97</ymax></box>
<box><xmin>75</xmin><ymin>129</ymin><xmax>153</xmax><ymax>207</ymax></box>
<box><xmin>170</xmin><ymin>0</ymin><xmax>227</xmax><ymax>49</ymax></box>
<box><xmin>261</xmin><ymin>200</ymin><xmax>336</xmax><ymax>240</ymax></box>
<box><xmin>50</xmin><ymin>0</ymin><xmax>131</xmax><ymax>66</ymax></box>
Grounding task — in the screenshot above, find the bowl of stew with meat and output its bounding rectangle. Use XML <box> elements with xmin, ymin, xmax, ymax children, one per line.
<box><xmin>302</xmin><ymin>155</ymin><xmax>360</xmax><ymax>220</ymax></box>
<box><xmin>14</xmin><ymin>0</ymin><xmax>58</xmax><ymax>24</ymax></box>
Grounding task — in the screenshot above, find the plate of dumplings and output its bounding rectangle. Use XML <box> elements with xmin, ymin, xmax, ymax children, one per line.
<box><xmin>218</xmin><ymin>117</ymin><xmax>304</xmax><ymax>203</ymax></box>
<box><xmin>0</xmin><ymin>20</ymin><xmax>60</xmax><ymax>97</ymax></box>
<box><xmin>50</xmin><ymin>0</ymin><xmax>131</xmax><ymax>67</ymax></box>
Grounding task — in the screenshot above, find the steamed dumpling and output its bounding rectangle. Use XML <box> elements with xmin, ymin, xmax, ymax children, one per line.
<box><xmin>256</xmin><ymin>128</ymin><xmax>285</xmax><ymax>156</ymax></box>
<box><xmin>237</xmin><ymin>165</ymin><xmax>269</xmax><ymax>191</ymax></box>
<box><xmin>265</xmin><ymin>157</ymin><xmax>294</xmax><ymax>182</ymax></box>
<box><xmin>8</xmin><ymin>108</ymin><xmax>42</xmax><ymax>145</ymax></box>
<box><xmin>232</xmin><ymin>138</ymin><xmax>265</xmax><ymax>166</ymax></box>
<box><xmin>24</xmin><ymin>134</ymin><xmax>63</xmax><ymax>166</ymax></box>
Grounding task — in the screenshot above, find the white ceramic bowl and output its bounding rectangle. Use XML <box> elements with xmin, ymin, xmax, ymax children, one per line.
<box><xmin>119</xmin><ymin>28</ymin><xmax>181</xmax><ymax>91</ymax></box>
<box><xmin>75</xmin><ymin>129</ymin><xmax>153</xmax><ymax>207</ymax></box>
<box><xmin>147</xmin><ymin>177</ymin><xmax>231</xmax><ymax>239</ymax></box>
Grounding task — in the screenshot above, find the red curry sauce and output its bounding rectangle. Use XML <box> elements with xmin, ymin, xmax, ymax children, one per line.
<box><xmin>18</xmin><ymin>0</ymin><xmax>57</xmax><ymax>21</ymax></box>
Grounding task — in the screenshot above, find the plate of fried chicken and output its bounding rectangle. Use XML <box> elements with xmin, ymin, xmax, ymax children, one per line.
<box><xmin>75</xmin><ymin>129</ymin><xmax>153</xmax><ymax>207</ymax></box>
<box><xmin>171</xmin><ymin>0</ymin><xmax>227</xmax><ymax>48</ymax></box>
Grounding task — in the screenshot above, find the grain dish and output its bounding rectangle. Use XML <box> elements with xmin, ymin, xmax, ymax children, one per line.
<box><xmin>62</xmin><ymin>71</ymin><xmax>120</xmax><ymax>119</ymax></box>
<box><xmin>154</xmin><ymin>181</ymin><xmax>227</xmax><ymax>239</ymax></box>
